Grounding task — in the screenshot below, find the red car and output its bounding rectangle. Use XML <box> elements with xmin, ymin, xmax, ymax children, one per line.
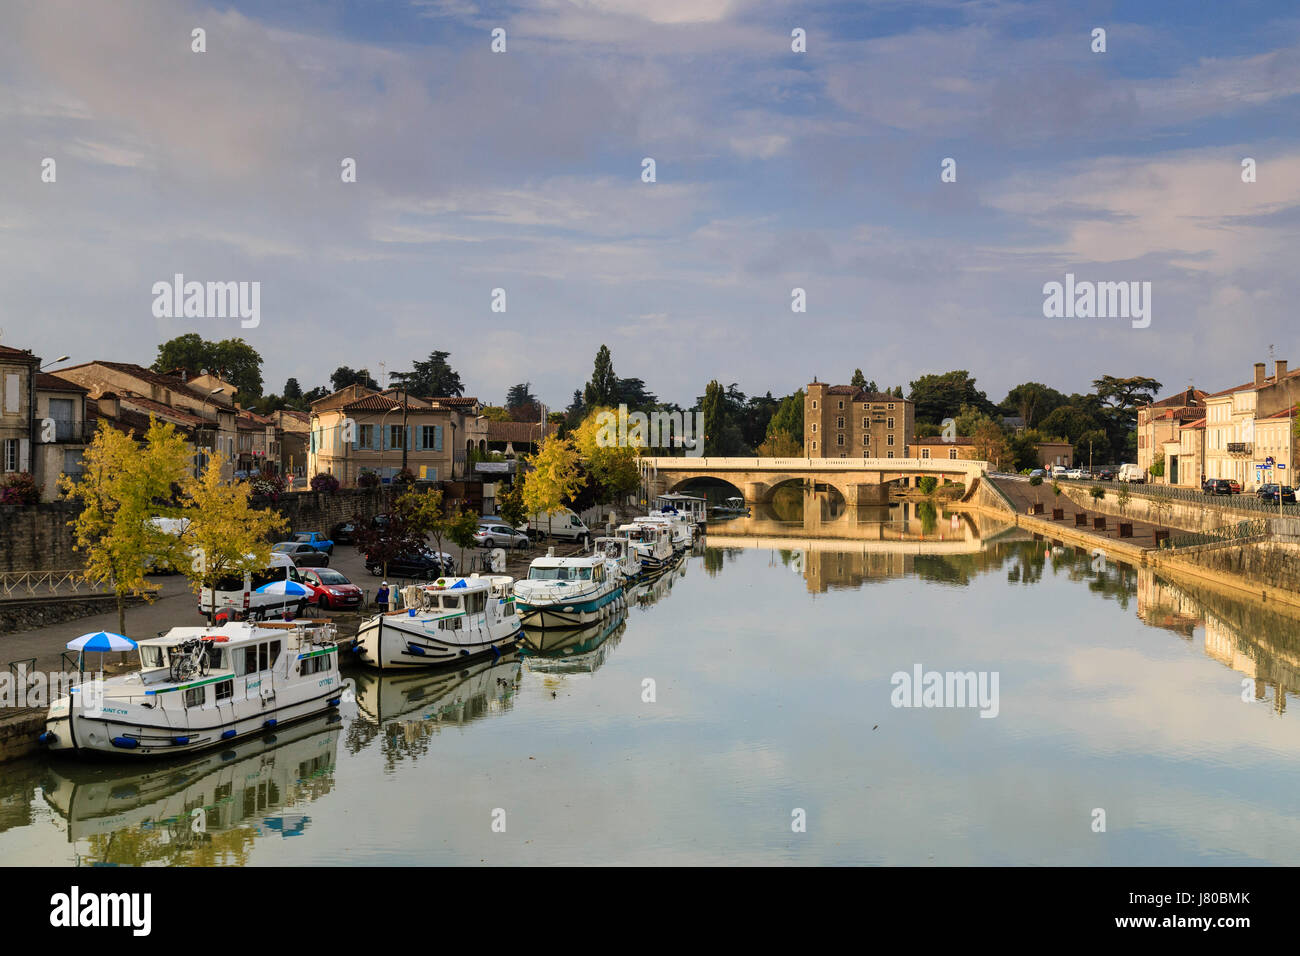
<box><xmin>1228</xmin><ymin>480</ymin><xmax>1242</xmax><ymax>494</ymax></box>
<box><xmin>299</xmin><ymin>568</ymin><xmax>363</xmax><ymax>611</ymax></box>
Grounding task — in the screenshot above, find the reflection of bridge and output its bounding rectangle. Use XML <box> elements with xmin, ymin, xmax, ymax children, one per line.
<box><xmin>640</xmin><ymin>456</ymin><xmax>988</xmax><ymax>505</ymax></box>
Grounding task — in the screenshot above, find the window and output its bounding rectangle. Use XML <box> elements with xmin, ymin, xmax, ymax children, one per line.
<box><xmin>888</xmin><ymin>403</ymin><xmax>895</xmax><ymax>410</ymax></box>
<box><xmin>421</xmin><ymin>425</ymin><xmax>438</xmax><ymax>449</ymax></box>
<box><xmin>245</xmin><ymin>645</ymin><xmax>259</xmax><ymax>674</ymax></box>
<box><xmin>811</xmin><ymin>441</ymin><xmax>817</xmax><ymax>450</ymax></box>
<box><xmin>836</xmin><ymin>417</ymin><xmax>844</xmax><ymax>429</ymax></box>
<box><xmin>887</xmin><ymin>435</ymin><xmax>895</xmax><ymax>446</ymax></box>
<box><xmin>811</xmin><ymin>400</ymin><xmax>818</xmax><ymax>409</ymax></box>
<box><xmin>887</xmin><ymin>417</ymin><xmax>895</xmax><ymax>429</ymax></box>
<box><xmin>811</xmin><ymin>423</ymin><xmax>818</xmax><ymax>433</ymax></box>
<box><xmin>949</xmin><ymin>449</ymin><xmax>958</xmax><ymax>460</ymax></box>
<box><xmin>259</xmin><ymin>643</ymin><xmax>269</xmax><ymax>672</ymax></box>
<box><xmin>921</xmin><ymin>448</ymin><xmax>930</xmax><ymax>459</ymax></box>
<box><xmin>63</xmin><ymin>449</ymin><xmax>84</xmax><ymax>478</ymax></box>
<box><xmin>862</xmin><ymin>418</ymin><xmax>868</xmax><ymax>428</ymax></box>
<box><xmin>836</xmin><ymin>434</ymin><xmax>844</xmax><ymax>446</ymax></box>
<box><xmin>862</xmin><ymin>436</ymin><xmax>869</xmax><ymax>446</ymax></box>
<box><xmin>215</xmin><ymin>680</ymin><xmax>233</xmax><ymax>701</ymax></box>
<box><xmin>358</xmin><ymin>424</ymin><xmax>374</xmax><ymax>447</ymax></box>
<box><xmin>3</xmin><ymin>373</ymin><xmax>18</xmax><ymax>414</ymax></box>
<box><xmin>887</xmin><ymin>451</ymin><xmax>895</xmax><ymax>458</ymax></box>
<box><xmin>185</xmin><ymin>686</ymin><xmax>206</xmax><ymax>708</ymax></box>
<box><xmin>389</xmin><ymin>424</ymin><xmax>405</xmax><ymax>449</ymax></box>
<box><xmin>3</xmin><ymin>439</ymin><xmax>17</xmax><ymax>472</ymax></box>
<box><xmin>837</xmin><ymin>400</ymin><xmax>844</xmax><ymax>409</ymax></box>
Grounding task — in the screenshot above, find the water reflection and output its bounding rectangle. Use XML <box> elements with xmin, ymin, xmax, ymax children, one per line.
<box><xmin>39</xmin><ymin>713</ymin><xmax>341</xmax><ymax>865</ymax></box>
<box><xmin>347</xmin><ymin>656</ymin><xmax>521</xmax><ymax>767</ymax></box>
<box><xmin>520</xmin><ymin>608</ymin><xmax>628</xmax><ymax>676</ymax></box>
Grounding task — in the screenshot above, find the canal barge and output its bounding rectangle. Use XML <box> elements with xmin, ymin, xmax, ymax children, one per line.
<box><xmin>40</xmin><ymin>620</ymin><xmax>343</xmax><ymax>758</ymax></box>
<box><xmin>512</xmin><ymin>554</ymin><xmax>625</xmax><ymax>628</ymax></box>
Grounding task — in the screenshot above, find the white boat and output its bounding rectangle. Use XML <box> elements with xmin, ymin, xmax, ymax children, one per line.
<box><xmin>710</xmin><ymin>496</ymin><xmax>750</xmax><ymax>517</ymax></box>
<box><xmin>352</xmin><ymin>574</ymin><xmax>522</xmax><ymax>671</ymax></box>
<box><xmin>616</xmin><ymin>521</ymin><xmax>675</xmax><ymax>575</ymax></box>
<box><xmin>512</xmin><ymin>553</ymin><xmax>624</xmax><ymax>628</ymax></box>
<box><xmin>634</xmin><ymin>512</ymin><xmax>693</xmax><ymax>552</ymax></box>
<box><xmin>654</xmin><ymin>493</ymin><xmax>708</xmax><ymax>527</ymax></box>
<box><xmin>594</xmin><ymin>534</ymin><xmax>642</xmax><ymax>583</ymax></box>
<box><xmin>41</xmin><ymin>620</ymin><xmax>343</xmax><ymax>758</ymax></box>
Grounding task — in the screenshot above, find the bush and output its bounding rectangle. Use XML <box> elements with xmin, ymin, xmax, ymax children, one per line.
<box><xmin>1089</xmin><ymin>485</ymin><xmax>1105</xmax><ymax>502</ymax></box>
<box><xmin>0</xmin><ymin>472</ymin><xmax>38</xmax><ymax>505</ymax></box>
<box><xmin>357</xmin><ymin>470</ymin><xmax>380</xmax><ymax>490</ymax></box>
<box><xmin>310</xmin><ymin>473</ymin><xmax>340</xmax><ymax>494</ymax></box>
<box><xmin>917</xmin><ymin>476</ymin><xmax>938</xmax><ymax>495</ymax></box>
<box><xmin>250</xmin><ymin>472</ymin><xmax>286</xmax><ymax>500</ymax></box>
<box><xmin>1028</xmin><ymin>475</ymin><xmax>1043</xmax><ymax>487</ymax></box>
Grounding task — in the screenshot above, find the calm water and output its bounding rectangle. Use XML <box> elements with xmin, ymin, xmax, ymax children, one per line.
<box><xmin>4</xmin><ymin>504</ymin><xmax>1300</xmax><ymax>866</ymax></box>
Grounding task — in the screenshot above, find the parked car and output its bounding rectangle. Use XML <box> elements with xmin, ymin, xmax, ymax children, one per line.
<box><xmin>1227</xmin><ymin>479</ymin><xmax>1242</xmax><ymax>494</ymax></box>
<box><xmin>299</xmin><ymin>567</ymin><xmax>364</xmax><ymax>611</ymax></box>
<box><xmin>474</xmin><ymin>524</ymin><xmax>531</xmax><ymax>549</ymax></box>
<box><xmin>330</xmin><ymin>521</ymin><xmax>357</xmax><ymax>545</ymax></box>
<box><xmin>1258</xmin><ymin>483</ymin><xmax>1296</xmax><ymax>504</ymax></box>
<box><xmin>1028</xmin><ymin>468</ymin><xmax>1047</xmax><ymax>478</ymax></box>
<box><xmin>1203</xmin><ymin>478</ymin><xmax>1232</xmax><ymax>496</ymax></box>
<box><xmin>1064</xmin><ymin>468</ymin><xmax>1083</xmax><ymax>480</ymax></box>
<box><xmin>272</xmin><ymin>541</ymin><xmax>331</xmax><ymax>567</ymax></box>
<box><xmin>1077</xmin><ymin>469</ymin><xmax>1093</xmax><ymax>480</ymax></box>
<box><xmin>1050</xmin><ymin>465</ymin><xmax>1067</xmax><ymax>479</ymax></box>
<box><xmin>1096</xmin><ymin>468</ymin><xmax>1115</xmax><ymax>481</ymax></box>
<box><xmin>291</xmin><ymin>531</ymin><xmax>334</xmax><ymax>554</ymax></box>
<box><xmin>365</xmin><ymin>548</ymin><xmax>455</xmax><ymax>579</ymax></box>
<box><xmin>1117</xmin><ymin>463</ymin><xmax>1146</xmax><ymax>483</ymax></box>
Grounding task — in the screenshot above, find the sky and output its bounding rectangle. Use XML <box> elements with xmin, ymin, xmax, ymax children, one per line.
<box><xmin>3</xmin><ymin>0</ymin><xmax>1300</xmax><ymax>410</ymax></box>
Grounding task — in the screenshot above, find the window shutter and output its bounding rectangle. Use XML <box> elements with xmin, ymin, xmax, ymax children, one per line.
<box><xmin>351</xmin><ymin>423</ymin><xmax>359</xmax><ymax>451</ymax></box>
<box><xmin>18</xmin><ymin>438</ymin><xmax>29</xmax><ymax>472</ymax></box>
<box><xmin>435</xmin><ymin>425</ymin><xmax>443</xmax><ymax>451</ymax></box>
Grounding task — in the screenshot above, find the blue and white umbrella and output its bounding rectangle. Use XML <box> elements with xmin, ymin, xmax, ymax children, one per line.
<box><xmin>255</xmin><ymin>580</ymin><xmax>314</xmax><ymax>596</ymax></box>
<box><xmin>66</xmin><ymin>631</ymin><xmax>137</xmax><ymax>653</ymax></box>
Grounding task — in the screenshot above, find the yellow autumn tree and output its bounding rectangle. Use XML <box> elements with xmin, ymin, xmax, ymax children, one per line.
<box><xmin>182</xmin><ymin>452</ymin><xmax>288</xmax><ymax>621</ymax></box>
<box><xmin>522</xmin><ymin>435</ymin><xmax>585</xmax><ymax>516</ymax></box>
<box><xmin>573</xmin><ymin>407</ymin><xmax>640</xmax><ymax>503</ymax></box>
<box><xmin>60</xmin><ymin>418</ymin><xmax>192</xmax><ymax>636</ymax></box>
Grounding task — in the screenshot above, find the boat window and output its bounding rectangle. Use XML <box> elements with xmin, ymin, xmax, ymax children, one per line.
<box><xmin>259</xmin><ymin>643</ymin><xmax>269</xmax><ymax>671</ymax></box>
<box><xmin>269</xmin><ymin>640</ymin><xmax>281</xmax><ymax>667</ymax></box>
<box><xmin>528</xmin><ymin>567</ymin><xmax>573</xmax><ymax>581</ymax></box>
<box><xmin>578</xmin><ymin>567</ymin><xmax>593</xmax><ymax>580</ymax></box>
<box><xmin>245</xmin><ymin>645</ymin><xmax>259</xmax><ymax>674</ymax></box>
<box><xmin>185</xmin><ymin>686</ymin><xmax>206</xmax><ymax>708</ymax></box>
<box><xmin>465</xmin><ymin>592</ymin><xmax>486</xmax><ymax>615</ymax></box>
<box><xmin>215</xmin><ymin>680</ymin><xmax>233</xmax><ymax>701</ymax></box>
<box><xmin>442</xmin><ymin>595</ymin><xmax>463</xmax><ymax>610</ymax></box>
<box><xmin>140</xmin><ymin>645</ymin><xmax>165</xmax><ymax>669</ymax></box>
<box><xmin>206</xmin><ymin>646</ymin><xmax>223</xmax><ymax>669</ymax></box>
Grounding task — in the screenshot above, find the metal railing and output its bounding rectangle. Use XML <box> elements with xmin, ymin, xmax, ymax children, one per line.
<box><xmin>1159</xmin><ymin>518</ymin><xmax>1271</xmax><ymax>551</ymax></box>
<box><xmin>0</xmin><ymin>570</ymin><xmax>101</xmax><ymax>598</ymax></box>
<box><xmin>30</xmin><ymin>417</ymin><xmax>94</xmax><ymax>443</ymax></box>
<box><xmin>1059</xmin><ymin>479</ymin><xmax>1300</xmax><ymax>516</ymax></box>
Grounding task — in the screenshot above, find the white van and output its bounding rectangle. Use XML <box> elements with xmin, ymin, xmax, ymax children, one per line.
<box><xmin>1117</xmin><ymin>463</ymin><xmax>1146</xmax><ymax>483</ymax></box>
<box><xmin>197</xmin><ymin>550</ymin><xmax>308</xmax><ymax>622</ymax></box>
<box><xmin>527</xmin><ymin>508</ymin><xmax>590</xmax><ymax>542</ymax></box>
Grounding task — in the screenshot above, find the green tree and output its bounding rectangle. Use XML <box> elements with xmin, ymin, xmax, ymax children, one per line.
<box><xmin>61</xmin><ymin>418</ymin><xmax>193</xmax><ymax>636</ymax></box>
<box><xmin>1000</xmin><ymin>383</ymin><xmax>1067</xmax><ymax>429</ymax></box>
<box><xmin>399</xmin><ymin>351</ymin><xmax>464</xmax><ymax>397</ymax></box>
<box><xmin>850</xmin><ymin>369</ymin><xmax>866</xmax><ymax>388</ymax></box>
<box><xmin>522</xmin><ymin>436</ymin><xmax>585</xmax><ymax>516</ymax></box>
<box><xmin>330</xmin><ymin>366</ymin><xmax>378</xmax><ymax>391</ymax></box>
<box><xmin>766</xmin><ymin>389</ymin><xmax>804</xmax><ymax>445</ymax></box>
<box><xmin>181</xmin><ymin>451</ymin><xmax>289</xmax><ymax>621</ymax></box>
<box><xmin>583</xmin><ymin>345</ymin><xmax>619</xmax><ymax>409</ymax></box>
<box><xmin>702</xmin><ymin>380</ymin><xmax>726</xmax><ymax>456</ymax></box>
<box><xmin>283</xmin><ymin>378</ymin><xmax>302</xmax><ymax>401</ymax></box>
<box><xmin>153</xmin><ymin>335</ymin><xmax>264</xmax><ymax>398</ymax></box>
<box><xmin>907</xmin><ymin>371</ymin><xmax>993</xmax><ymax>424</ymax></box>
<box><xmin>498</xmin><ymin>481</ymin><xmax>528</xmax><ymax>529</ymax></box>
<box><xmin>447</xmin><ymin>509</ymin><xmax>482</xmax><ymax>575</ymax></box>
<box><xmin>505</xmin><ymin>382</ymin><xmax>539</xmax><ymax>421</ymax></box>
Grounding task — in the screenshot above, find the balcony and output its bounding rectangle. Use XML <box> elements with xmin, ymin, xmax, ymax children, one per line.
<box><xmin>32</xmin><ymin>418</ymin><xmax>94</xmax><ymax>443</ymax></box>
<box><xmin>1227</xmin><ymin>442</ymin><xmax>1253</xmax><ymax>456</ymax></box>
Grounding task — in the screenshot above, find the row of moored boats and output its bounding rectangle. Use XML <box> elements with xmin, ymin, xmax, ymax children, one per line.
<box><xmin>40</xmin><ymin>505</ymin><xmax>703</xmax><ymax>759</ymax></box>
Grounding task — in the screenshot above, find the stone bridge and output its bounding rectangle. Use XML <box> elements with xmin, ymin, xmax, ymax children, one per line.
<box><xmin>640</xmin><ymin>456</ymin><xmax>989</xmax><ymax>506</ymax></box>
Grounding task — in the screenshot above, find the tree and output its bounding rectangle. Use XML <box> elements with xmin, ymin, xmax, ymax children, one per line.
<box><xmin>498</xmin><ymin>481</ymin><xmax>528</xmax><ymax>529</ymax></box>
<box><xmin>330</xmin><ymin>366</ymin><xmax>378</xmax><ymax>392</ymax></box>
<box><xmin>583</xmin><ymin>345</ymin><xmax>619</xmax><ymax>409</ymax></box>
<box><xmin>302</xmin><ymin>385</ymin><xmax>330</xmax><ymax>405</ymax></box>
<box><xmin>908</xmin><ymin>371</ymin><xmax>994</xmax><ymax>425</ymax></box>
<box><xmin>573</xmin><ymin>408</ymin><xmax>640</xmax><ymax>504</ymax></box>
<box><xmin>614</xmin><ymin>377</ymin><xmax>658</xmax><ymax>412</ymax></box>
<box><xmin>400</xmin><ymin>351</ymin><xmax>464</xmax><ymax>398</ymax></box>
<box><xmin>850</xmin><ymin>369</ymin><xmax>866</xmax><ymax>388</ymax></box>
<box><xmin>766</xmin><ymin>390</ymin><xmax>804</xmax><ymax>444</ymax></box>
<box><xmin>522</xmin><ymin>436</ymin><xmax>585</xmax><ymax>515</ymax></box>
<box><xmin>1001</xmin><ymin>382</ymin><xmax>1067</xmax><ymax>429</ymax></box>
<box><xmin>757</xmin><ymin>430</ymin><xmax>802</xmax><ymax>457</ymax></box>
<box><xmin>505</xmin><ymin>382</ymin><xmax>540</xmax><ymax>421</ymax></box>
<box><xmin>284</xmin><ymin>378</ymin><xmax>303</xmax><ymax>401</ymax></box>
<box><xmin>480</xmin><ymin>405</ymin><xmax>512</xmax><ymax>422</ymax></box>
<box><xmin>153</xmin><ymin>335</ymin><xmax>264</xmax><ymax>398</ymax></box>
<box><xmin>353</xmin><ymin>509</ymin><xmax>420</xmax><ymax>581</ymax></box>
<box><xmin>971</xmin><ymin>419</ymin><xmax>1014</xmax><ymax>470</ymax></box>
<box><xmin>60</xmin><ymin>418</ymin><xmax>192</xmax><ymax>636</ymax></box>
<box><xmin>447</xmin><ymin>509</ymin><xmax>481</xmax><ymax>576</ymax></box>
<box><xmin>181</xmin><ymin>452</ymin><xmax>289</xmax><ymax>622</ymax></box>
<box><xmin>1149</xmin><ymin>451</ymin><xmax>1166</xmax><ymax>479</ymax></box>
<box><xmin>702</xmin><ymin>380</ymin><xmax>726</xmax><ymax>456</ymax></box>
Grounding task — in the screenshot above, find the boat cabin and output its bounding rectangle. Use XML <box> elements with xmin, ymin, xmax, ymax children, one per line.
<box><xmin>654</xmin><ymin>493</ymin><xmax>707</xmax><ymax>524</ymax></box>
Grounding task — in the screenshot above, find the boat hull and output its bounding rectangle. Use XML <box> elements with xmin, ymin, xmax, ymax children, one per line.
<box><xmin>353</xmin><ymin>614</ymin><xmax>523</xmax><ymax>670</ymax></box>
<box><xmin>514</xmin><ymin>585</ymin><xmax>624</xmax><ymax>629</ymax></box>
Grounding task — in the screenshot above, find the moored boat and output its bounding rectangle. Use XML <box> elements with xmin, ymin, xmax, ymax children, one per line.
<box><xmin>512</xmin><ymin>553</ymin><xmax>624</xmax><ymax>629</ymax></box>
<box><xmin>41</xmin><ymin>620</ymin><xmax>343</xmax><ymax>758</ymax></box>
<box><xmin>710</xmin><ymin>496</ymin><xmax>750</xmax><ymax>517</ymax></box>
<box><xmin>353</xmin><ymin>574</ymin><xmax>522</xmax><ymax>671</ymax></box>
<box><xmin>594</xmin><ymin>534</ymin><xmax>642</xmax><ymax>583</ymax></box>
<box><xmin>617</xmin><ymin>521</ymin><xmax>675</xmax><ymax>575</ymax></box>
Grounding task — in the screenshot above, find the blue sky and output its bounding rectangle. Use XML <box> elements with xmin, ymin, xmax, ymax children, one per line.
<box><xmin>3</xmin><ymin>0</ymin><xmax>1300</xmax><ymax>408</ymax></box>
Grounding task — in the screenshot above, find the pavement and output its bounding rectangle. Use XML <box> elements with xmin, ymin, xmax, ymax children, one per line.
<box><xmin>989</xmin><ymin>475</ymin><xmax>1169</xmax><ymax>549</ymax></box>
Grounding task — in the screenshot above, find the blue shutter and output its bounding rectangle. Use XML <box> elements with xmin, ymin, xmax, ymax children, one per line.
<box><xmin>373</xmin><ymin>424</ymin><xmax>381</xmax><ymax>450</ymax></box>
<box><xmin>435</xmin><ymin>425</ymin><xmax>443</xmax><ymax>451</ymax></box>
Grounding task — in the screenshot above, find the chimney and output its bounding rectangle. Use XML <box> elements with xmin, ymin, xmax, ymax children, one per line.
<box><xmin>1255</xmin><ymin>362</ymin><xmax>1266</xmax><ymax>387</ymax></box>
<box><xmin>97</xmin><ymin>392</ymin><xmax>119</xmax><ymax>417</ymax></box>
<box><xmin>1277</xmin><ymin>359</ymin><xmax>1288</xmax><ymax>380</ymax></box>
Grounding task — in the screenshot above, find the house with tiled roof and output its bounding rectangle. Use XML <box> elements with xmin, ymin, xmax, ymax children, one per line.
<box><xmin>804</xmin><ymin>379</ymin><xmax>915</xmax><ymax>461</ymax></box>
<box><xmin>308</xmin><ymin>386</ymin><xmax>488</xmax><ymax>486</ymax></box>
<box><xmin>1202</xmin><ymin>360</ymin><xmax>1300</xmax><ymax>491</ymax></box>
<box><xmin>1137</xmin><ymin>386</ymin><xmax>1206</xmax><ymax>482</ymax></box>
<box><xmin>485</xmin><ymin>419</ymin><xmax>559</xmax><ymax>457</ymax></box>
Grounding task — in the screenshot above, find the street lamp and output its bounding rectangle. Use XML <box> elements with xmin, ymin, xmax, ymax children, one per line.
<box><xmin>39</xmin><ymin>355</ymin><xmax>71</xmax><ymax>370</ymax></box>
<box><xmin>378</xmin><ymin>402</ymin><xmax>404</xmax><ymax>483</ymax></box>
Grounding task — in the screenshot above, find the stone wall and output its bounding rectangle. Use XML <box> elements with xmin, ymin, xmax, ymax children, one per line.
<box><xmin>1061</xmin><ymin>486</ymin><xmax>1226</xmax><ymax>533</ymax></box>
<box><xmin>0</xmin><ymin>489</ymin><xmax>388</xmax><ymax>572</ymax></box>
<box><xmin>1176</xmin><ymin>542</ymin><xmax>1300</xmax><ymax>594</ymax></box>
<box><xmin>0</xmin><ymin>594</ymin><xmax>145</xmax><ymax>633</ymax></box>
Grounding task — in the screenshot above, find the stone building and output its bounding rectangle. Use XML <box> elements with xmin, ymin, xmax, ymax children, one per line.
<box><xmin>804</xmin><ymin>381</ymin><xmax>914</xmax><ymax>460</ymax></box>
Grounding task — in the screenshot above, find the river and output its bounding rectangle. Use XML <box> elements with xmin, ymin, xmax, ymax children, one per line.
<box><xmin>2</xmin><ymin>501</ymin><xmax>1298</xmax><ymax>865</ymax></box>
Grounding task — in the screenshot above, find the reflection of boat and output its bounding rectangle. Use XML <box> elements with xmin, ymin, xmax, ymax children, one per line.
<box><xmin>635</xmin><ymin>512</ymin><xmax>693</xmax><ymax>551</ymax></box>
<box><xmin>42</xmin><ymin>620</ymin><xmax>342</xmax><ymax>758</ymax></box>
<box><xmin>353</xmin><ymin>575</ymin><xmax>522</xmax><ymax>670</ymax></box>
<box><xmin>351</xmin><ymin>654</ymin><xmax>521</xmax><ymax>726</ymax></box>
<box><xmin>40</xmin><ymin>713</ymin><xmax>340</xmax><ymax>856</ymax></box>
<box><xmin>633</xmin><ymin>552</ymin><xmax>686</xmax><ymax>606</ymax></box>
<box><xmin>520</xmin><ymin>607</ymin><xmax>628</xmax><ymax>675</ymax></box>
<box><xmin>594</xmin><ymin>535</ymin><xmax>642</xmax><ymax>583</ymax></box>
<box><xmin>512</xmin><ymin>554</ymin><xmax>624</xmax><ymax>628</ymax></box>
<box><xmin>710</xmin><ymin>496</ymin><xmax>750</xmax><ymax>517</ymax></box>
